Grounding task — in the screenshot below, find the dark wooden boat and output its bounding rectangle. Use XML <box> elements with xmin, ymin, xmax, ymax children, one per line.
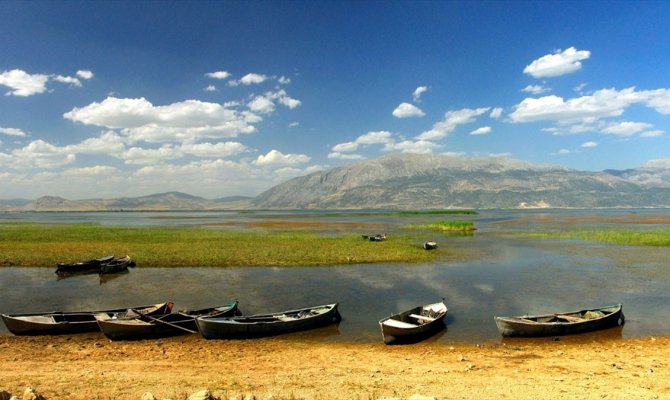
<box><xmin>379</xmin><ymin>300</ymin><xmax>447</xmax><ymax>345</ymax></box>
<box><xmin>99</xmin><ymin>255</ymin><xmax>135</xmax><ymax>274</ymax></box>
<box><xmin>0</xmin><ymin>302</ymin><xmax>174</xmax><ymax>336</ymax></box>
<box><xmin>55</xmin><ymin>255</ymin><xmax>114</xmax><ymax>275</ymax></box>
<box><xmin>196</xmin><ymin>303</ymin><xmax>341</xmax><ymax>339</ymax></box>
<box><xmin>494</xmin><ymin>304</ymin><xmax>625</xmax><ymax>337</ymax></box>
<box><xmin>95</xmin><ymin>301</ymin><xmax>240</xmax><ymax>341</ymax></box>
<box><xmin>423</xmin><ymin>241</ymin><xmax>438</xmax><ymax>250</ymax></box>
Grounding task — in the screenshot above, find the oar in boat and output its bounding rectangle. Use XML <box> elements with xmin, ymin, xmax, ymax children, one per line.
<box><xmin>130</xmin><ymin>309</ymin><xmax>197</xmax><ymax>334</ymax></box>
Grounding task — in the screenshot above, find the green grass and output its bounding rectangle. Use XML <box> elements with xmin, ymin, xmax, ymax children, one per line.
<box><xmin>406</xmin><ymin>220</ymin><xmax>476</xmax><ymax>232</ymax></box>
<box><xmin>521</xmin><ymin>229</ymin><xmax>670</xmax><ymax>246</ymax></box>
<box><xmin>0</xmin><ymin>223</ymin><xmax>439</xmax><ymax>267</ymax></box>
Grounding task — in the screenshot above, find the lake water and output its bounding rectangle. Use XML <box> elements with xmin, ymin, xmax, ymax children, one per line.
<box><xmin>1</xmin><ymin>209</ymin><xmax>669</xmax><ymax>343</ymax></box>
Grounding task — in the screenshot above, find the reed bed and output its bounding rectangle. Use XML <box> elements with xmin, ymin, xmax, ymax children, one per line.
<box><xmin>0</xmin><ymin>223</ymin><xmax>438</xmax><ymax>267</ymax></box>
<box><xmin>406</xmin><ymin>220</ymin><xmax>476</xmax><ymax>232</ymax></box>
<box><xmin>522</xmin><ymin>229</ymin><xmax>670</xmax><ymax>246</ymax></box>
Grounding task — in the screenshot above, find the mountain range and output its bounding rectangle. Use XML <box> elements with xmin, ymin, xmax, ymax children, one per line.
<box><xmin>3</xmin><ymin>154</ymin><xmax>670</xmax><ymax>211</ymax></box>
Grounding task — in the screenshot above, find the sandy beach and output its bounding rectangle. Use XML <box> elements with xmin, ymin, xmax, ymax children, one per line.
<box><xmin>1</xmin><ymin>333</ymin><xmax>668</xmax><ymax>400</ymax></box>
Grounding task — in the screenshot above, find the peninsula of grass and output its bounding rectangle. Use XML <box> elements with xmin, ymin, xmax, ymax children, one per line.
<box><xmin>407</xmin><ymin>220</ymin><xmax>476</xmax><ymax>232</ymax></box>
<box><xmin>0</xmin><ymin>223</ymin><xmax>439</xmax><ymax>267</ymax></box>
<box><xmin>521</xmin><ymin>229</ymin><xmax>670</xmax><ymax>246</ymax></box>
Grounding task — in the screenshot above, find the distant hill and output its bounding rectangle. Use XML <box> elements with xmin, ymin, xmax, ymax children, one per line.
<box><xmin>252</xmin><ymin>153</ymin><xmax>670</xmax><ymax>209</ymax></box>
<box><xmin>4</xmin><ymin>192</ymin><xmax>253</xmax><ymax>212</ymax></box>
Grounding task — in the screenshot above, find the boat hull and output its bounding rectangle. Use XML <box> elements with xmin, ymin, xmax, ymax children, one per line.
<box><xmin>96</xmin><ymin>302</ymin><xmax>239</xmax><ymax>341</ymax></box>
<box><xmin>494</xmin><ymin>304</ymin><xmax>625</xmax><ymax>337</ymax></box>
<box><xmin>1</xmin><ymin>302</ymin><xmax>173</xmax><ymax>336</ymax></box>
<box><xmin>197</xmin><ymin>303</ymin><xmax>341</xmax><ymax>339</ymax></box>
<box><xmin>379</xmin><ymin>301</ymin><xmax>447</xmax><ymax>345</ymax></box>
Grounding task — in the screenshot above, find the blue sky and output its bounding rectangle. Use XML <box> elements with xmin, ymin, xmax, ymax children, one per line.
<box><xmin>1</xmin><ymin>1</ymin><xmax>670</xmax><ymax>199</ymax></box>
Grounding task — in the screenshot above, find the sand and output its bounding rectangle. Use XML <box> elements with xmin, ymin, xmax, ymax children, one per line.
<box><xmin>1</xmin><ymin>333</ymin><xmax>669</xmax><ymax>399</ymax></box>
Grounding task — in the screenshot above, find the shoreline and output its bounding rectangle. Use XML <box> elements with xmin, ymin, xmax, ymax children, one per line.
<box><xmin>1</xmin><ymin>334</ymin><xmax>668</xmax><ymax>399</ymax></box>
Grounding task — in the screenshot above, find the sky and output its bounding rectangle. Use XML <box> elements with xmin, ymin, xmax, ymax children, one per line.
<box><xmin>1</xmin><ymin>0</ymin><xmax>670</xmax><ymax>200</ymax></box>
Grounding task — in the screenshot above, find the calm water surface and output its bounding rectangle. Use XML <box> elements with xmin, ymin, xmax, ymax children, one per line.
<box><xmin>1</xmin><ymin>209</ymin><xmax>669</xmax><ymax>343</ymax></box>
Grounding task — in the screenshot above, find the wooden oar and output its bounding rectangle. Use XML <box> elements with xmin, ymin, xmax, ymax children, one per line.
<box><xmin>130</xmin><ymin>309</ymin><xmax>197</xmax><ymax>334</ymax></box>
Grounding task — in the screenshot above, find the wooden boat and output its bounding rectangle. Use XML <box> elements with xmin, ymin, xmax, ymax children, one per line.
<box><xmin>196</xmin><ymin>303</ymin><xmax>341</xmax><ymax>339</ymax></box>
<box><xmin>0</xmin><ymin>302</ymin><xmax>173</xmax><ymax>335</ymax></box>
<box><xmin>379</xmin><ymin>300</ymin><xmax>448</xmax><ymax>345</ymax></box>
<box><xmin>55</xmin><ymin>255</ymin><xmax>114</xmax><ymax>275</ymax></box>
<box><xmin>423</xmin><ymin>241</ymin><xmax>438</xmax><ymax>250</ymax></box>
<box><xmin>494</xmin><ymin>304</ymin><xmax>625</xmax><ymax>337</ymax></box>
<box><xmin>99</xmin><ymin>255</ymin><xmax>135</xmax><ymax>274</ymax></box>
<box><xmin>95</xmin><ymin>301</ymin><xmax>240</xmax><ymax>340</ymax></box>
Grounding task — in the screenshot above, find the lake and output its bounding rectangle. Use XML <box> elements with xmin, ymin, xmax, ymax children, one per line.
<box><xmin>1</xmin><ymin>209</ymin><xmax>669</xmax><ymax>343</ymax></box>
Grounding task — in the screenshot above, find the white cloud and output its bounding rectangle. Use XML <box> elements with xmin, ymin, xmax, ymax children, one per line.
<box><xmin>253</xmin><ymin>149</ymin><xmax>310</xmax><ymax>167</ymax></box>
<box><xmin>288</xmin><ymin>122</ymin><xmax>299</xmax><ymax>128</ymax></box>
<box><xmin>76</xmin><ymin>70</ymin><xmax>94</xmax><ymax>80</ymax></box>
<box><xmin>417</xmin><ymin>107</ymin><xmax>490</xmax><ymax>140</ymax></box>
<box><xmin>52</xmin><ymin>75</ymin><xmax>82</xmax><ymax>87</ymax></box>
<box><xmin>122</xmin><ymin>145</ymin><xmax>182</xmax><ymax>165</ymax></box>
<box><xmin>581</xmin><ymin>141</ymin><xmax>598</xmax><ymax>148</ymax></box>
<box><xmin>644</xmin><ymin>158</ymin><xmax>670</xmax><ymax>169</ymax></box>
<box><xmin>412</xmin><ymin>86</ymin><xmax>428</xmax><ymax>102</ymax></box>
<box><xmin>508</xmin><ymin>87</ymin><xmax>655</xmax><ymax>124</ymax></box>
<box><xmin>558</xmin><ymin>149</ymin><xmax>571</xmax><ymax>155</ymax></box>
<box><xmin>248</xmin><ymin>95</ymin><xmax>275</xmax><ymax>114</ymax></box>
<box><xmin>574</xmin><ymin>83</ymin><xmax>587</xmax><ymax>93</ymax></box>
<box><xmin>69</xmin><ymin>131</ymin><xmax>126</xmax><ymax>155</ymax></box>
<box><xmin>0</xmin><ymin>126</ymin><xmax>27</xmax><ymax>137</ymax></box>
<box><xmin>522</xmin><ymin>84</ymin><xmax>550</xmax><ymax>95</ymax></box>
<box><xmin>392</xmin><ymin>102</ymin><xmax>425</xmax><ymax>118</ymax></box>
<box><xmin>229</xmin><ymin>73</ymin><xmax>268</xmax><ymax>86</ymax></box>
<box><xmin>601</xmin><ymin>121</ymin><xmax>653</xmax><ymax>136</ymax></box>
<box><xmin>63</xmin><ymin>97</ymin><xmax>259</xmax><ymax>143</ymax></box>
<box><xmin>331</xmin><ymin>131</ymin><xmax>394</xmax><ymax>154</ymax></box>
<box><xmin>180</xmin><ymin>141</ymin><xmax>248</xmax><ymax>158</ymax></box>
<box><xmin>470</xmin><ymin>126</ymin><xmax>492</xmax><ymax>135</ymax></box>
<box><xmin>489</xmin><ymin>107</ymin><xmax>503</xmax><ymax>119</ymax></box>
<box><xmin>382</xmin><ymin>139</ymin><xmax>438</xmax><ymax>154</ymax></box>
<box><xmin>204</xmin><ymin>85</ymin><xmax>217</xmax><ymax>92</ymax></box>
<box><xmin>0</xmin><ymin>69</ymin><xmax>50</xmax><ymax>96</ymax></box>
<box><xmin>205</xmin><ymin>71</ymin><xmax>231</xmax><ymax>80</ymax></box>
<box><xmin>9</xmin><ymin>139</ymin><xmax>76</xmax><ymax>169</ymax></box>
<box><xmin>328</xmin><ymin>151</ymin><xmax>365</xmax><ymax>160</ymax></box>
<box><xmin>641</xmin><ymin>130</ymin><xmax>663</xmax><ymax>138</ymax></box>
<box><xmin>278</xmin><ymin>76</ymin><xmax>291</xmax><ymax>84</ymax></box>
<box><xmin>523</xmin><ymin>47</ymin><xmax>591</xmax><ymax>78</ymax></box>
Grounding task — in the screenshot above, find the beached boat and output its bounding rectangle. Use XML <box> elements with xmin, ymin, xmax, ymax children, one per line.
<box><xmin>379</xmin><ymin>300</ymin><xmax>447</xmax><ymax>345</ymax></box>
<box><xmin>99</xmin><ymin>255</ymin><xmax>135</xmax><ymax>274</ymax></box>
<box><xmin>95</xmin><ymin>301</ymin><xmax>240</xmax><ymax>340</ymax></box>
<box><xmin>0</xmin><ymin>302</ymin><xmax>173</xmax><ymax>335</ymax></box>
<box><xmin>494</xmin><ymin>304</ymin><xmax>625</xmax><ymax>337</ymax></box>
<box><xmin>362</xmin><ymin>234</ymin><xmax>386</xmax><ymax>241</ymax></box>
<box><xmin>55</xmin><ymin>255</ymin><xmax>114</xmax><ymax>275</ymax></box>
<box><xmin>196</xmin><ymin>303</ymin><xmax>341</xmax><ymax>339</ymax></box>
<box><xmin>423</xmin><ymin>241</ymin><xmax>438</xmax><ymax>250</ymax></box>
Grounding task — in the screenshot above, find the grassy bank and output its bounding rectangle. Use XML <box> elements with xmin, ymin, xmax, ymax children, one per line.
<box><xmin>407</xmin><ymin>220</ymin><xmax>476</xmax><ymax>232</ymax></box>
<box><xmin>522</xmin><ymin>229</ymin><xmax>670</xmax><ymax>246</ymax></box>
<box><xmin>0</xmin><ymin>223</ymin><xmax>439</xmax><ymax>267</ymax></box>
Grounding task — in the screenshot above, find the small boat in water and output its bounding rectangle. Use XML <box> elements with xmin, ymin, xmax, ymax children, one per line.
<box><xmin>379</xmin><ymin>300</ymin><xmax>448</xmax><ymax>345</ymax></box>
<box><xmin>56</xmin><ymin>255</ymin><xmax>114</xmax><ymax>275</ymax></box>
<box><xmin>494</xmin><ymin>304</ymin><xmax>625</xmax><ymax>337</ymax></box>
<box><xmin>0</xmin><ymin>302</ymin><xmax>174</xmax><ymax>336</ymax></box>
<box><xmin>196</xmin><ymin>303</ymin><xmax>341</xmax><ymax>339</ymax></box>
<box><xmin>99</xmin><ymin>255</ymin><xmax>135</xmax><ymax>274</ymax></box>
<box><xmin>423</xmin><ymin>241</ymin><xmax>438</xmax><ymax>250</ymax></box>
<box><xmin>95</xmin><ymin>301</ymin><xmax>240</xmax><ymax>340</ymax></box>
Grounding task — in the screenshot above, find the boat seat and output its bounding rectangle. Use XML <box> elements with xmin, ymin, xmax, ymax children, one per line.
<box><xmin>382</xmin><ymin>319</ymin><xmax>417</xmax><ymax>328</ymax></box>
<box><xmin>409</xmin><ymin>314</ymin><xmax>436</xmax><ymax>322</ymax></box>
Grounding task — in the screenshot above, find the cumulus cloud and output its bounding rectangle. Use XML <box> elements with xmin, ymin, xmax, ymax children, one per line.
<box><xmin>204</xmin><ymin>85</ymin><xmax>217</xmax><ymax>92</ymax></box>
<box><xmin>0</xmin><ymin>126</ymin><xmax>27</xmax><ymax>137</ymax></box>
<box><xmin>76</xmin><ymin>70</ymin><xmax>94</xmax><ymax>80</ymax></box>
<box><xmin>508</xmin><ymin>87</ymin><xmax>663</xmax><ymax>124</ymax></box>
<box><xmin>523</xmin><ymin>47</ymin><xmax>591</xmax><ymax>78</ymax></box>
<box><xmin>0</xmin><ymin>69</ymin><xmax>50</xmax><ymax>96</ymax></box>
<box><xmin>63</xmin><ymin>97</ymin><xmax>260</xmax><ymax>143</ymax></box>
<box><xmin>382</xmin><ymin>139</ymin><xmax>438</xmax><ymax>154</ymax></box>
<box><xmin>581</xmin><ymin>141</ymin><xmax>598</xmax><ymax>148</ymax></box>
<box><xmin>392</xmin><ymin>102</ymin><xmax>425</xmax><ymax>118</ymax></box>
<box><xmin>253</xmin><ymin>149</ymin><xmax>310</xmax><ymax>167</ymax></box>
<box><xmin>180</xmin><ymin>141</ymin><xmax>248</xmax><ymax>158</ymax></box>
<box><xmin>247</xmin><ymin>89</ymin><xmax>301</xmax><ymax>115</ymax></box>
<box><xmin>328</xmin><ymin>152</ymin><xmax>365</xmax><ymax>160</ymax></box>
<box><xmin>522</xmin><ymin>84</ymin><xmax>551</xmax><ymax>95</ymax></box>
<box><xmin>205</xmin><ymin>71</ymin><xmax>231</xmax><ymax>80</ymax></box>
<box><xmin>601</xmin><ymin>121</ymin><xmax>653</xmax><ymax>136</ymax></box>
<box><xmin>121</xmin><ymin>145</ymin><xmax>182</xmax><ymax>165</ymax></box>
<box><xmin>52</xmin><ymin>75</ymin><xmax>82</xmax><ymax>87</ymax></box>
<box><xmin>412</xmin><ymin>86</ymin><xmax>428</xmax><ymax>102</ymax></box>
<box><xmin>641</xmin><ymin>130</ymin><xmax>663</xmax><ymax>138</ymax></box>
<box><xmin>229</xmin><ymin>73</ymin><xmax>268</xmax><ymax>86</ymax></box>
<box><xmin>470</xmin><ymin>126</ymin><xmax>492</xmax><ymax>135</ymax></box>
<box><xmin>417</xmin><ymin>107</ymin><xmax>490</xmax><ymax>140</ymax></box>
